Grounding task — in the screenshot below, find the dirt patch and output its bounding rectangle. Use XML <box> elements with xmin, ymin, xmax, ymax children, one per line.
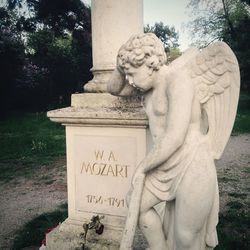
<box><xmin>0</xmin><ymin>135</ymin><xmax>249</xmax><ymax>249</ymax></box>
<box><xmin>0</xmin><ymin>158</ymin><xmax>67</xmax><ymax>249</ymax></box>
<box><xmin>216</xmin><ymin>134</ymin><xmax>250</xmax><ymax>214</ymax></box>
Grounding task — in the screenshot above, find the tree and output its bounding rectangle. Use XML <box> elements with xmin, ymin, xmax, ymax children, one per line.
<box><xmin>187</xmin><ymin>0</ymin><xmax>250</xmax><ymax>92</ymax></box>
<box><xmin>0</xmin><ymin>7</ymin><xmax>25</xmax><ymax>115</ymax></box>
<box><xmin>7</xmin><ymin>0</ymin><xmax>91</xmax><ymax>37</ymax></box>
<box><xmin>145</xmin><ymin>22</ymin><xmax>180</xmax><ymax>63</ymax></box>
<box><xmin>168</xmin><ymin>47</ymin><xmax>182</xmax><ymax>64</ymax></box>
<box><xmin>187</xmin><ymin>0</ymin><xmax>249</xmax><ymax>46</ymax></box>
<box><xmin>145</xmin><ymin>22</ymin><xmax>179</xmax><ymax>50</ymax></box>
<box><xmin>3</xmin><ymin>0</ymin><xmax>92</xmax><ymax>111</ymax></box>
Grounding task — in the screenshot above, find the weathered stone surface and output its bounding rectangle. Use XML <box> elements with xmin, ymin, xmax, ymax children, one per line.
<box><xmin>47</xmin><ymin>94</ymin><xmax>147</xmax><ymax>127</ymax></box>
<box><xmin>71</xmin><ymin>93</ymin><xmax>142</xmax><ymax>108</ymax></box>
<box><xmin>46</xmin><ymin>220</ymin><xmax>121</xmax><ymax>250</ymax></box>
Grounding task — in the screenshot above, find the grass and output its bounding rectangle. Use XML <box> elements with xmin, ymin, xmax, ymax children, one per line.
<box><xmin>215</xmin><ymin>152</ymin><xmax>250</xmax><ymax>250</ymax></box>
<box><xmin>0</xmin><ymin>112</ymin><xmax>66</xmax><ymax>182</ymax></box>
<box><xmin>228</xmin><ymin>192</ymin><xmax>247</xmax><ymax>199</ymax></box>
<box><xmin>216</xmin><ymin>208</ymin><xmax>250</xmax><ymax>250</ymax></box>
<box><xmin>243</xmin><ymin>167</ymin><xmax>250</xmax><ymax>174</ymax></box>
<box><xmin>12</xmin><ymin>203</ymin><xmax>68</xmax><ymax>249</ymax></box>
<box><xmin>232</xmin><ymin>92</ymin><xmax>250</xmax><ymax>133</ymax></box>
<box><xmin>218</xmin><ymin>177</ymin><xmax>237</xmax><ymax>183</ymax></box>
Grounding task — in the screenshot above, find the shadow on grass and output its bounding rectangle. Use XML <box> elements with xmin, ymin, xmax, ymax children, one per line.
<box><xmin>215</xmin><ymin>206</ymin><xmax>250</xmax><ymax>250</ymax></box>
<box><xmin>12</xmin><ymin>203</ymin><xmax>68</xmax><ymax>250</ymax></box>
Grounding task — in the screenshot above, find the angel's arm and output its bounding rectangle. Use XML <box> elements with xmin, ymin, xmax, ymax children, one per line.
<box><xmin>142</xmin><ymin>75</ymin><xmax>194</xmax><ymax>173</ymax></box>
<box><xmin>107</xmin><ymin>67</ymin><xmax>139</xmax><ymax>96</ymax></box>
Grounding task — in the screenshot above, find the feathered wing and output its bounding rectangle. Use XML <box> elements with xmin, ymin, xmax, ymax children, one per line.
<box><xmin>189</xmin><ymin>42</ymin><xmax>240</xmax><ymax>159</ymax></box>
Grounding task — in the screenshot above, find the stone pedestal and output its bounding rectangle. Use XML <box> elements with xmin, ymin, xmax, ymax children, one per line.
<box><xmin>46</xmin><ymin>1</ymin><xmax>145</xmax><ymax>247</ymax></box>
<box><xmin>84</xmin><ymin>0</ymin><xmax>143</xmax><ymax>92</ymax></box>
<box><xmin>46</xmin><ymin>93</ymin><xmax>150</xmax><ymax>249</ymax></box>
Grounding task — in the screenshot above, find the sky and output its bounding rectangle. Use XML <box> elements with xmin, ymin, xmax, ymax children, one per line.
<box><xmin>82</xmin><ymin>0</ymin><xmax>192</xmax><ymax>51</ymax></box>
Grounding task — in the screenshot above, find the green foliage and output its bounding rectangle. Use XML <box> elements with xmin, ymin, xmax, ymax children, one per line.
<box><xmin>145</xmin><ymin>21</ymin><xmax>179</xmax><ymax>50</ymax></box>
<box><xmin>0</xmin><ymin>1</ymin><xmax>92</xmax><ymax>113</ymax></box>
<box><xmin>187</xmin><ymin>0</ymin><xmax>250</xmax><ymax>92</ymax></box>
<box><xmin>27</xmin><ymin>30</ymin><xmax>76</xmax><ymax>107</ymax></box>
<box><xmin>0</xmin><ymin>7</ymin><xmax>25</xmax><ymax>115</ymax></box>
<box><xmin>12</xmin><ymin>203</ymin><xmax>68</xmax><ymax>249</ymax></box>
<box><xmin>168</xmin><ymin>47</ymin><xmax>182</xmax><ymax>63</ymax></box>
<box><xmin>187</xmin><ymin>0</ymin><xmax>249</xmax><ymax>46</ymax></box>
<box><xmin>23</xmin><ymin>28</ymin><xmax>92</xmax><ymax>110</ymax></box>
<box><xmin>0</xmin><ymin>112</ymin><xmax>65</xmax><ymax>181</ymax></box>
<box><xmin>7</xmin><ymin>0</ymin><xmax>91</xmax><ymax>36</ymax></box>
<box><xmin>27</xmin><ymin>28</ymin><xmax>55</xmax><ymax>60</ymax></box>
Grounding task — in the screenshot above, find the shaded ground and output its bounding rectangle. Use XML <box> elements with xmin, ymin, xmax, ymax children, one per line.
<box><xmin>0</xmin><ymin>135</ymin><xmax>249</xmax><ymax>250</ymax></box>
<box><xmin>216</xmin><ymin>134</ymin><xmax>250</xmax><ymax>214</ymax></box>
<box><xmin>0</xmin><ymin>158</ymin><xmax>67</xmax><ymax>249</ymax></box>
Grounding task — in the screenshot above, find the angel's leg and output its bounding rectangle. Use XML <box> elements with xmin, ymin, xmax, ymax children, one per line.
<box><xmin>139</xmin><ymin>187</ymin><xmax>168</xmax><ymax>250</ymax></box>
<box><xmin>174</xmin><ymin>157</ymin><xmax>217</xmax><ymax>250</ymax></box>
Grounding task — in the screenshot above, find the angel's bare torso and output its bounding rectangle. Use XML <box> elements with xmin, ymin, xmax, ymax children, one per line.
<box><xmin>144</xmin><ymin>66</ymin><xmax>201</xmax><ymax>143</ymax></box>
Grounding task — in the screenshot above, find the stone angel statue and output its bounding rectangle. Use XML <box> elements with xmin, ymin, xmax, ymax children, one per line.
<box><xmin>107</xmin><ymin>33</ymin><xmax>240</xmax><ymax>250</ymax></box>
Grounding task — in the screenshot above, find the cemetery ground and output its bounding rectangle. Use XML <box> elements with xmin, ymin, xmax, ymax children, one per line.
<box><xmin>0</xmin><ymin>93</ymin><xmax>249</xmax><ymax>250</ymax></box>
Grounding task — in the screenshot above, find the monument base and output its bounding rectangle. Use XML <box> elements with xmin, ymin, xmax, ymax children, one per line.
<box><xmin>46</xmin><ymin>93</ymin><xmax>150</xmax><ymax>249</ymax></box>
<box><xmin>46</xmin><ymin>218</ymin><xmax>121</xmax><ymax>250</ymax></box>
<box><xmin>46</xmin><ymin>218</ymin><xmax>147</xmax><ymax>250</ymax></box>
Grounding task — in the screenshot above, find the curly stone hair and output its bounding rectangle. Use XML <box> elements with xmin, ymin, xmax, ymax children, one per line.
<box><xmin>117</xmin><ymin>33</ymin><xmax>167</xmax><ymax>72</ymax></box>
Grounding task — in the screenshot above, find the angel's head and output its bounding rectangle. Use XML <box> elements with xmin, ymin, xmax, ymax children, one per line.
<box><xmin>117</xmin><ymin>33</ymin><xmax>167</xmax><ymax>91</ymax></box>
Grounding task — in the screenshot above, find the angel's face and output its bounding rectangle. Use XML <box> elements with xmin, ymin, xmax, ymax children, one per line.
<box><xmin>124</xmin><ymin>64</ymin><xmax>154</xmax><ymax>92</ymax></box>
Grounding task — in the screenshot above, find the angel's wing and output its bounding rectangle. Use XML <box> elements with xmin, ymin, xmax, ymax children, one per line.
<box><xmin>189</xmin><ymin>42</ymin><xmax>240</xmax><ymax>159</ymax></box>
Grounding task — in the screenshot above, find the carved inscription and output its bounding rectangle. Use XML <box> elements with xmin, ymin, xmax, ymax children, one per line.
<box><xmin>86</xmin><ymin>195</ymin><xmax>125</xmax><ymax>208</ymax></box>
<box><xmin>74</xmin><ymin>135</ymin><xmax>136</xmax><ymax>216</ymax></box>
<box><xmin>80</xmin><ymin>150</ymin><xmax>129</xmax><ymax>178</ymax></box>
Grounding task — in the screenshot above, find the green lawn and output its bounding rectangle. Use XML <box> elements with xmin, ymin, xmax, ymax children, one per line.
<box><xmin>233</xmin><ymin>92</ymin><xmax>250</xmax><ymax>133</ymax></box>
<box><xmin>216</xmin><ymin>188</ymin><xmax>250</xmax><ymax>250</ymax></box>
<box><xmin>0</xmin><ymin>112</ymin><xmax>66</xmax><ymax>182</ymax></box>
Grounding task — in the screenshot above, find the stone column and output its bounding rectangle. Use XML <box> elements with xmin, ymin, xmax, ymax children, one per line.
<box><xmin>84</xmin><ymin>0</ymin><xmax>143</xmax><ymax>93</ymax></box>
